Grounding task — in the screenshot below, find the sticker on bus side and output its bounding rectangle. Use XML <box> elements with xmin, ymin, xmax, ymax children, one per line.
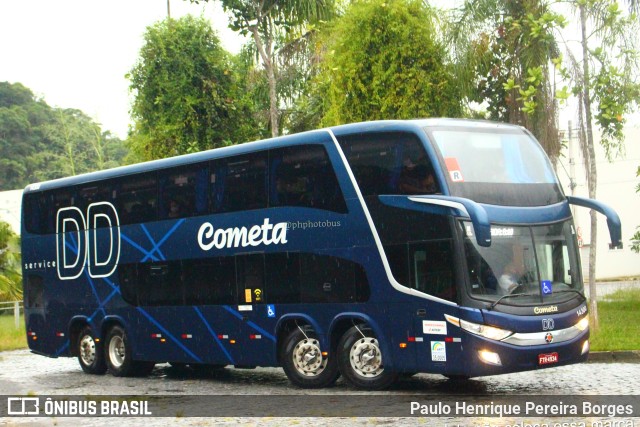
<box><xmin>444</xmin><ymin>158</ymin><xmax>464</xmax><ymax>182</ymax></box>
<box><xmin>423</xmin><ymin>320</ymin><xmax>447</xmax><ymax>335</ymax></box>
<box><xmin>431</xmin><ymin>341</ymin><xmax>447</xmax><ymax>362</ymax></box>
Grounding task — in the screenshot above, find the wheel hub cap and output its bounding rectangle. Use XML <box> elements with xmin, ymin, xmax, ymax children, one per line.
<box><xmin>293</xmin><ymin>338</ymin><xmax>326</xmax><ymax>376</ymax></box>
<box><xmin>350</xmin><ymin>337</ymin><xmax>383</xmax><ymax>377</ymax></box>
<box><xmin>79</xmin><ymin>335</ymin><xmax>96</xmax><ymax>365</ymax></box>
<box><xmin>109</xmin><ymin>336</ymin><xmax>126</xmax><ymax>368</ymax></box>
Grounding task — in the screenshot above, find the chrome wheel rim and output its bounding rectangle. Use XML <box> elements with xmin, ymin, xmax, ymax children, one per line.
<box><xmin>108</xmin><ymin>335</ymin><xmax>125</xmax><ymax>368</ymax></box>
<box><xmin>79</xmin><ymin>335</ymin><xmax>96</xmax><ymax>366</ymax></box>
<box><xmin>349</xmin><ymin>337</ymin><xmax>383</xmax><ymax>377</ymax></box>
<box><xmin>292</xmin><ymin>338</ymin><xmax>326</xmax><ymax>377</ymax></box>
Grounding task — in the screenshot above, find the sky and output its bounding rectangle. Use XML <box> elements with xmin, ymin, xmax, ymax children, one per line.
<box><xmin>1</xmin><ymin>1</ymin><xmax>637</xmax><ymax>141</ymax></box>
<box><xmin>0</xmin><ymin>0</ymin><xmax>247</xmax><ymax>139</ymax></box>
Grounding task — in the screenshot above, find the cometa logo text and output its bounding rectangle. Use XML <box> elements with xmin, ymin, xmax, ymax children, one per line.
<box><xmin>198</xmin><ymin>218</ymin><xmax>288</xmax><ymax>251</ymax></box>
<box><xmin>533</xmin><ymin>305</ymin><xmax>559</xmax><ymax>314</ymax></box>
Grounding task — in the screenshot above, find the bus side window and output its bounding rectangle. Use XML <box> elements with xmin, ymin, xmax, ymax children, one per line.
<box><xmin>299</xmin><ymin>254</ymin><xmax>370</xmax><ymax>303</ymax></box>
<box><xmin>78</xmin><ymin>185</ymin><xmax>113</xmax><ymax>227</ymax></box>
<box><xmin>269</xmin><ymin>145</ymin><xmax>347</xmax><ymax>213</ymax></box>
<box><xmin>265</xmin><ymin>252</ymin><xmax>301</xmax><ymax>303</ymax></box>
<box><xmin>338</xmin><ymin>132</ymin><xmax>439</xmax><ymax>196</ymax></box>
<box><xmin>210</xmin><ymin>152</ymin><xmax>268</xmax><ymax>213</ymax></box>
<box><xmin>117</xmin><ymin>173</ymin><xmax>157</xmax><ymax>225</ymax></box>
<box><xmin>184</xmin><ymin>257</ymin><xmax>236</xmax><ymax>305</ymax></box>
<box><xmin>23</xmin><ymin>193</ymin><xmax>50</xmax><ymax>235</ymax></box>
<box><xmin>409</xmin><ymin>240</ymin><xmax>456</xmax><ymax>302</ymax></box>
<box><xmin>159</xmin><ymin>164</ymin><xmax>208</xmax><ymax>219</ymax></box>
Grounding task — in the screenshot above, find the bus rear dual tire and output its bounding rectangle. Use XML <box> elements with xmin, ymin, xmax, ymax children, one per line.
<box><xmin>281</xmin><ymin>325</ymin><xmax>399</xmax><ymax>390</ymax></box>
<box><xmin>77</xmin><ymin>326</ymin><xmax>107</xmax><ymax>375</ymax></box>
<box><xmin>337</xmin><ymin>326</ymin><xmax>398</xmax><ymax>390</ymax></box>
<box><xmin>281</xmin><ymin>328</ymin><xmax>340</xmax><ymax>388</ymax></box>
<box><xmin>104</xmin><ymin>325</ymin><xmax>155</xmax><ymax>377</ymax></box>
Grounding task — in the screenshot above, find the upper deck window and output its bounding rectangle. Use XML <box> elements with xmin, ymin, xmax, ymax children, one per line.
<box><xmin>338</xmin><ymin>132</ymin><xmax>440</xmax><ymax>197</ymax></box>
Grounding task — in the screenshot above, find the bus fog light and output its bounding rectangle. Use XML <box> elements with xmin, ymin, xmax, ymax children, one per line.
<box><xmin>581</xmin><ymin>340</ymin><xmax>590</xmax><ymax>355</ymax></box>
<box><xmin>478</xmin><ymin>350</ymin><xmax>502</xmax><ymax>366</ymax></box>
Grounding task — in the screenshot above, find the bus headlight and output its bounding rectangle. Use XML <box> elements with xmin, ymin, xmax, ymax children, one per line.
<box><xmin>460</xmin><ymin>319</ymin><xmax>513</xmax><ymax>341</ymax></box>
<box><xmin>575</xmin><ymin>317</ymin><xmax>589</xmax><ymax>331</ymax></box>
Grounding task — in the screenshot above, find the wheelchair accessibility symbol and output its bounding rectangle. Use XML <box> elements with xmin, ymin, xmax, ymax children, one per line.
<box><xmin>267</xmin><ymin>305</ymin><xmax>276</xmax><ymax>318</ymax></box>
<box><xmin>541</xmin><ymin>280</ymin><xmax>553</xmax><ymax>295</ymax></box>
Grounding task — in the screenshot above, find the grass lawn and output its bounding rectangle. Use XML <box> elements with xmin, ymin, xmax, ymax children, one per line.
<box><xmin>589</xmin><ymin>289</ymin><xmax>640</xmax><ymax>351</ymax></box>
<box><xmin>0</xmin><ymin>314</ymin><xmax>26</xmax><ymax>352</ymax></box>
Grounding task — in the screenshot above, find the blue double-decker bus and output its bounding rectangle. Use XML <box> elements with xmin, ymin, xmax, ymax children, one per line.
<box><xmin>21</xmin><ymin>119</ymin><xmax>621</xmax><ymax>389</ymax></box>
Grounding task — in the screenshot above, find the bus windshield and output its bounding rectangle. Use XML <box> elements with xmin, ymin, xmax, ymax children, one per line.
<box><xmin>462</xmin><ymin>220</ymin><xmax>583</xmax><ymax>306</ymax></box>
<box><xmin>427</xmin><ymin>127</ymin><xmax>563</xmax><ymax>206</ymax></box>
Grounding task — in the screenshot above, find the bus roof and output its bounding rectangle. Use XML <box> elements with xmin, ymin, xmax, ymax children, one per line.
<box><xmin>23</xmin><ymin>119</ymin><xmax>526</xmax><ymax>194</ymax></box>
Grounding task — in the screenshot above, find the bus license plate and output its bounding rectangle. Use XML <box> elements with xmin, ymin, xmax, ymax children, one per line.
<box><xmin>538</xmin><ymin>352</ymin><xmax>559</xmax><ymax>365</ymax></box>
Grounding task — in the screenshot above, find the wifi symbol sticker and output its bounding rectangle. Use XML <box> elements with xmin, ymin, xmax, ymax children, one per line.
<box><xmin>254</xmin><ymin>288</ymin><xmax>263</xmax><ymax>302</ymax></box>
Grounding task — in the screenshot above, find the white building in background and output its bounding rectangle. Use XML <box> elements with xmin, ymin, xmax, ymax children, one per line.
<box><xmin>0</xmin><ymin>189</ymin><xmax>22</xmax><ymax>235</ymax></box>
<box><xmin>557</xmin><ymin>124</ymin><xmax>640</xmax><ymax>280</ymax></box>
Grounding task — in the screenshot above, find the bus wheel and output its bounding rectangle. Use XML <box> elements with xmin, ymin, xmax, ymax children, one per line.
<box><xmin>77</xmin><ymin>326</ymin><xmax>107</xmax><ymax>375</ymax></box>
<box><xmin>281</xmin><ymin>328</ymin><xmax>339</xmax><ymax>388</ymax></box>
<box><xmin>104</xmin><ymin>325</ymin><xmax>155</xmax><ymax>377</ymax></box>
<box><xmin>338</xmin><ymin>326</ymin><xmax>398</xmax><ymax>390</ymax></box>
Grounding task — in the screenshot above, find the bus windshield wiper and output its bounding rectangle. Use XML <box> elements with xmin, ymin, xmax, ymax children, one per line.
<box><xmin>547</xmin><ymin>289</ymin><xmax>586</xmax><ymax>300</ymax></box>
<box><xmin>488</xmin><ymin>293</ymin><xmax>537</xmax><ymax>310</ymax></box>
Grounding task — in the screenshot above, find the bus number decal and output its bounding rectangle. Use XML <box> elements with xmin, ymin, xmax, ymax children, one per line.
<box><xmin>56</xmin><ymin>202</ymin><xmax>121</xmax><ymax>280</ymax></box>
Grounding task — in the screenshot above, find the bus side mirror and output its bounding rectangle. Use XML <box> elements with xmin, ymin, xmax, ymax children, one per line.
<box><xmin>566</xmin><ymin>196</ymin><xmax>622</xmax><ymax>249</ymax></box>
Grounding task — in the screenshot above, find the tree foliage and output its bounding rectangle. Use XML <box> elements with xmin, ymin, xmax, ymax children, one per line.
<box><xmin>0</xmin><ymin>82</ymin><xmax>127</xmax><ymax>191</ymax></box>
<box><xmin>451</xmin><ymin>0</ymin><xmax>566</xmax><ymax>162</ymax></box>
<box><xmin>314</xmin><ymin>0</ymin><xmax>462</xmax><ymax>126</ymax></box>
<box><xmin>194</xmin><ymin>0</ymin><xmax>334</xmax><ymax>137</ymax></box>
<box><xmin>127</xmin><ymin>16</ymin><xmax>259</xmax><ymax>161</ymax></box>
<box><xmin>0</xmin><ymin>221</ymin><xmax>21</xmax><ymax>301</ymax></box>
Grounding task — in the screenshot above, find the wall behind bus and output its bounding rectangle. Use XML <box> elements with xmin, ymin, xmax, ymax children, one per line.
<box><xmin>0</xmin><ymin>189</ymin><xmax>22</xmax><ymax>235</ymax></box>
<box><xmin>558</xmin><ymin>124</ymin><xmax>640</xmax><ymax>280</ymax></box>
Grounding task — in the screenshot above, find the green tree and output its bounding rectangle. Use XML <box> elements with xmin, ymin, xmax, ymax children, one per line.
<box><xmin>0</xmin><ymin>82</ymin><xmax>126</xmax><ymax>190</ymax></box>
<box><xmin>0</xmin><ymin>221</ymin><xmax>21</xmax><ymax>301</ymax></box>
<box><xmin>315</xmin><ymin>0</ymin><xmax>462</xmax><ymax>126</ymax></box>
<box><xmin>193</xmin><ymin>0</ymin><xmax>334</xmax><ymax>137</ymax></box>
<box><xmin>451</xmin><ymin>0</ymin><xmax>566</xmax><ymax>161</ymax></box>
<box><xmin>127</xmin><ymin>16</ymin><xmax>257</xmax><ymax>161</ymax></box>
<box><xmin>570</xmin><ymin>0</ymin><xmax>639</xmax><ymax>328</ymax></box>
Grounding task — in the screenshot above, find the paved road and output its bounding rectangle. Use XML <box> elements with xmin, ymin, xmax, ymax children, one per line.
<box><xmin>1</xmin><ymin>349</ymin><xmax>639</xmax><ymax>426</ymax></box>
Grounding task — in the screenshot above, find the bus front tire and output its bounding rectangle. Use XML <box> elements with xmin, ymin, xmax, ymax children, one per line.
<box><xmin>105</xmin><ymin>325</ymin><xmax>155</xmax><ymax>377</ymax></box>
<box><xmin>338</xmin><ymin>326</ymin><xmax>398</xmax><ymax>390</ymax></box>
<box><xmin>281</xmin><ymin>328</ymin><xmax>339</xmax><ymax>388</ymax></box>
<box><xmin>77</xmin><ymin>326</ymin><xmax>107</xmax><ymax>375</ymax></box>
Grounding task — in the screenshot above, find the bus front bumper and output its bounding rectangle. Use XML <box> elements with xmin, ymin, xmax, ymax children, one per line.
<box><xmin>457</xmin><ymin>327</ymin><xmax>590</xmax><ymax>378</ymax></box>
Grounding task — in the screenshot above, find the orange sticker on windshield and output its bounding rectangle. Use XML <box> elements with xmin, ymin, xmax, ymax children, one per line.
<box><xmin>445</xmin><ymin>158</ymin><xmax>464</xmax><ymax>182</ymax></box>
